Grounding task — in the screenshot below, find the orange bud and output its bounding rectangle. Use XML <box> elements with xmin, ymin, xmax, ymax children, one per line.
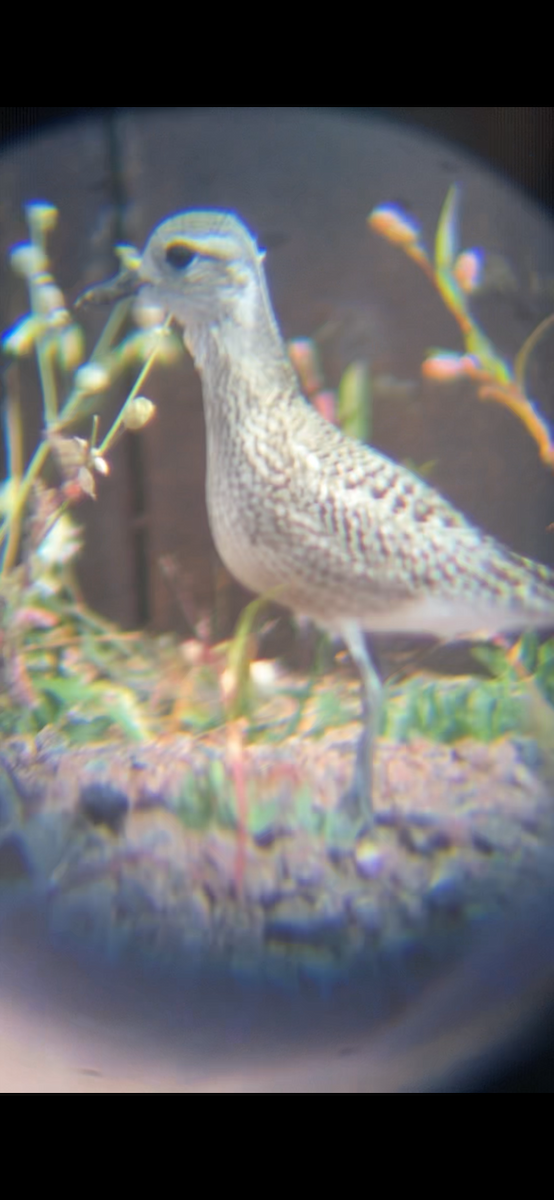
<box><xmin>369</xmin><ymin>205</ymin><xmax>421</xmax><ymax>248</ymax></box>
<box><xmin>422</xmin><ymin>353</ymin><xmax>477</xmax><ymax>382</ymax></box>
<box><xmin>312</xmin><ymin>390</ymin><xmax>337</xmax><ymax>423</ymax></box>
<box><xmin>288</xmin><ymin>339</ymin><xmax>324</xmax><ymax>396</ymax></box>
<box><xmin>453</xmin><ymin>250</ymin><xmax>483</xmax><ymax>294</ymax></box>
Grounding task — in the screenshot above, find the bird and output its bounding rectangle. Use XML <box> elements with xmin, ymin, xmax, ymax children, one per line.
<box><xmin>81</xmin><ymin>209</ymin><xmax>554</xmax><ymax>823</ymax></box>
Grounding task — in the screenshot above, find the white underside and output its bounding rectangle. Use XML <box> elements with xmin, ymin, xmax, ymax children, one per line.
<box><xmin>329</xmin><ymin>596</ymin><xmax>554</xmax><ymax>640</ymax></box>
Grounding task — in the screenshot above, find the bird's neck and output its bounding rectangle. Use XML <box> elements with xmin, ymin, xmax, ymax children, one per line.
<box><xmin>184</xmin><ymin>285</ymin><xmax>299</xmax><ymax>431</ymax></box>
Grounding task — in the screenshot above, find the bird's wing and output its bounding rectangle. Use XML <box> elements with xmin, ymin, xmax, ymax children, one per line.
<box><xmin>284</xmin><ymin>409</ymin><xmax>554</xmax><ymax>614</ymax></box>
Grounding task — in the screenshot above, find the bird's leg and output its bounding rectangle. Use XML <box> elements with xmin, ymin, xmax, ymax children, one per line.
<box><xmin>340</xmin><ymin>622</ymin><xmax>382</xmax><ymax>828</ymax></box>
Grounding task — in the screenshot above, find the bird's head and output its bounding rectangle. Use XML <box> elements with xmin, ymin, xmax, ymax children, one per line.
<box><xmin>140</xmin><ymin>210</ymin><xmax>266</xmax><ymax>322</ymax></box>
<box><xmin>79</xmin><ymin>211</ymin><xmax>270</xmax><ymax>335</ymax></box>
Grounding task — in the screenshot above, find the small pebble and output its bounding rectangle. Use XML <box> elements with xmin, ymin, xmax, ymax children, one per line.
<box><xmin>355</xmin><ymin>839</ymin><xmax>386</xmax><ymax>879</ymax></box>
<box><xmin>426</xmin><ymin>872</ymin><xmax>467</xmax><ymax>913</ymax></box>
<box><xmin>79</xmin><ymin>784</ymin><xmax>129</xmax><ymax>835</ymax></box>
<box><xmin>400</xmin><ymin>822</ymin><xmax>452</xmax><ymax>857</ymax></box>
<box><xmin>265</xmin><ymin>897</ymin><xmax>344</xmax><ymax>949</ymax></box>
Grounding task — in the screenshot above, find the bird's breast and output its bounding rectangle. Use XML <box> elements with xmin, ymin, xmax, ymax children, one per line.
<box><xmin>204</xmin><ymin>415</ymin><xmax>295</xmax><ymax>596</ymax></box>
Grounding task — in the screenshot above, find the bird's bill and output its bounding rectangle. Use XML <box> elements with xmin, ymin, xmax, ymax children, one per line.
<box><xmin>75</xmin><ymin>265</ymin><xmax>143</xmax><ymax>310</ymax></box>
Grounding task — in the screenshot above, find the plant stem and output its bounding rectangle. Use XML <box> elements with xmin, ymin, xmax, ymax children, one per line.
<box><xmin>1</xmin><ymin>375</ymin><xmax>24</xmax><ymax>576</ymax></box>
<box><xmin>36</xmin><ymin>338</ymin><xmax>58</xmax><ymax>426</ymax></box>
<box><xmin>515</xmin><ymin>312</ymin><xmax>554</xmax><ymax>392</ymax></box>
<box><xmin>0</xmin><ymin>302</ymin><xmax>136</xmax><ymax>572</ymax></box>
<box><xmin>97</xmin><ymin>318</ymin><xmax>172</xmax><ymax>457</ymax></box>
<box><xmin>56</xmin><ymin>300</ymin><xmax>133</xmax><ymax>430</ymax></box>
<box><xmin>0</xmin><ymin>440</ymin><xmax>50</xmax><ymax>572</ymax></box>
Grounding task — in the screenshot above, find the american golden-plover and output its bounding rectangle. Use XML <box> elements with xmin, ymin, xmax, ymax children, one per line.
<box><xmin>85</xmin><ymin>210</ymin><xmax>554</xmax><ymax>821</ymax></box>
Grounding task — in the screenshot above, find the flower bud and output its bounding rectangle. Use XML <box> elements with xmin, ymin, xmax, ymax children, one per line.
<box><xmin>74</xmin><ymin>364</ymin><xmax>110</xmax><ymax>394</ymax></box>
<box><xmin>313</xmin><ymin>391</ymin><xmax>338</xmax><ymax>424</ymax></box>
<box><xmin>2</xmin><ymin>315</ymin><xmax>45</xmax><ymax>356</ymax></box>
<box><xmin>123</xmin><ymin>397</ymin><xmax>156</xmax><ymax>431</ymax></box>
<box><xmin>422</xmin><ymin>353</ymin><xmax>477</xmax><ymax>382</ymax></box>
<box><xmin>57</xmin><ymin>326</ymin><xmax>86</xmax><ymax>371</ymax></box>
<box><xmin>10</xmin><ymin>243</ymin><xmax>48</xmax><ymax>278</ymax></box>
<box><xmin>369</xmin><ymin>205</ymin><xmax>422</xmax><ymax>248</ymax></box>
<box><xmin>180</xmin><ymin>640</ymin><xmax>205</xmax><ymax>669</ymax></box>
<box><xmin>134</xmin><ymin>302</ymin><xmax>167</xmax><ymax>330</ymax></box>
<box><xmin>250</xmin><ymin>660</ymin><xmax>279</xmax><ymax>698</ymax></box>
<box><xmin>92</xmin><ymin>454</ymin><xmax>110</xmax><ymax>477</ymax></box>
<box><xmin>220</xmin><ymin>668</ymin><xmax>237</xmax><ymax>704</ymax></box>
<box><xmin>288</xmin><ymin>339</ymin><xmax>324</xmax><ymax>396</ymax></box>
<box><xmin>37</xmin><ymin>282</ymin><xmax>67</xmax><ymax>318</ymax></box>
<box><xmin>26</xmin><ymin>203</ymin><xmax>58</xmax><ymax>237</ymax></box>
<box><xmin>77</xmin><ymin>467</ymin><xmax>97</xmax><ymax>499</ymax></box>
<box><xmin>453</xmin><ymin>250</ymin><xmax>483</xmax><ymax>295</ymax></box>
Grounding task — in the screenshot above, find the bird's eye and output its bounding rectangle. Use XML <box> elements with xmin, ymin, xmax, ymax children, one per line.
<box><xmin>165</xmin><ymin>243</ymin><xmax>195</xmax><ymax>271</ymax></box>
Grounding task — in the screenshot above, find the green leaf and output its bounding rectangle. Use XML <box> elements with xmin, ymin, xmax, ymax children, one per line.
<box><xmin>175</xmin><ymin>761</ymin><xmax>231</xmax><ymax>831</ymax></box>
<box><xmin>435</xmin><ymin>270</ymin><xmax>470</xmax><ymax>327</ymax></box>
<box><xmin>435</xmin><ymin>186</ymin><xmax>460</xmax><ymax>274</ymax></box>
<box><xmin>35</xmin><ymin>675</ymin><xmax>151</xmax><ymax>741</ymax></box>
<box><xmin>515</xmin><ymin>313</ymin><xmax>554</xmax><ymax>392</ymax></box>
<box><xmin>312</xmin><ymin>689</ymin><xmax>351</xmax><ymax>734</ymax></box>
<box><xmin>175</xmin><ymin>777</ymin><xmax>215</xmax><ymax>831</ymax></box>
<box><xmin>179</xmin><ymin>705</ymin><xmax>223</xmax><ymax>734</ymax></box>
<box><xmin>538</xmin><ymin>637</ymin><xmax>554</xmax><ymax>672</ymax></box>
<box><xmin>96</xmin><ymin>685</ymin><xmax>151</xmax><ymax>742</ymax></box>
<box><xmin>467</xmin><ymin>686</ymin><xmax>496</xmax><ymax>741</ymax></box>
<box><xmin>415</xmin><ymin>684</ymin><xmax>439</xmax><ymax>733</ymax></box>
<box><xmin>337</xmin><ymin>361</ymin><xmax>372</xmax><ymax>443</ymax></box>
<box><xmin>465</xmin><ymin>327</ymin><xmax>513</xmax><ymax>384</ymax></box>
<box><xmin>248</xmin><ymin>797</ymin><xmax>284</xmax><ymax>839</ymax></box>
<box><xmin>471</xmin><ymin>644</ymin><xmax>512</xmax><ymax>679</ymax></box>
<box><xmin>64</xmin><ymin>717</ymin><xmax>113</xmax><ymax>744</ymax></box>
<box><xmin>518</xmin><ymin>631</ymin><xmax>539</xmax><ymax>675</ymax></box>
<box><xmin>227</xmin><ymin>593</ymin><xmax>272</xmax><ymax>719</ymax></box>
<box><xmin>519</xmin><ymin>678</ymin><xmax>554</xmax><ymax>749</ymax></box>
<box><xmin>36</xmin><ymin>676</ymin><xmax>86</xmax><ymax>706</ymax></box>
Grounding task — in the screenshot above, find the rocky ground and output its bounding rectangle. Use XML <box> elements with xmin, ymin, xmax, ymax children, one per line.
<box><xmin>1</xmin><ymin>723</ymin><xmax>553</xmax><ymax>1012</ymax></box>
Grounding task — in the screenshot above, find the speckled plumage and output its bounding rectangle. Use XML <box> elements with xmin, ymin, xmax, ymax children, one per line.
<box><xmin>137</xmin><ymin>209</ymin><xmax>554</xmax><ymax>642</ymax></box>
